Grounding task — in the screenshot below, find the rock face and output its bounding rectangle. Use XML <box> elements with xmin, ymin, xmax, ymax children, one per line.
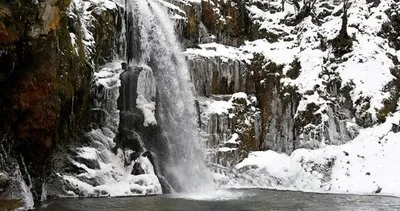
<box><xmin>0</xmin><ymin>0</ymin><xmax>400</xmax><ymax>207</ymax></box>
<box><xmin>171</xmin><ymin>0</ymin><xmax>400</xmax><ymax>172</ymax></box>
<box><xmin>198</xmin><ymin>93</ymin><xmax>261</xmax><ymax>168</ymax></box>
<box><xmin>0</xmin><ymin>0</ymin><xmax>122</xmax><ymax>206</ymax></box>
<box><xmin>188</xmin><ymin>56</ymin><xmax>247</xmax><ymax>96</ymax></box>
<box><xmin>45</xmin><ymin>62</ymin><xmax>162</xmax><ymax>198</ymax></box>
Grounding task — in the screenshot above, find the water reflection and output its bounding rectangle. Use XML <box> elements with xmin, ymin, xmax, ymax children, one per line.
<box><xmin>39</xmin><ymin>189</ymin><xmax>400</xmax><ymax>211</ymax></box>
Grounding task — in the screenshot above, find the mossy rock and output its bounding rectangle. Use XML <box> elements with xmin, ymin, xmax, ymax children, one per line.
<box><xmin>376</xmin><ymin>79</ymin><xmax>400</xmax><ymax>123</ymax></box>
<box><xmin>0</xmin><ymin>199</ymin><xmax>23</xmax><ymax>210</ymax></box>
<box><xmin>183</xmin><ymin>7</ymin><xmax>199</xmax><ymax>42</ymax></box>
<box><xmin>199</xmin><ymin>0</ymin><xmax>251</xmax><ymax>45</ymax></box>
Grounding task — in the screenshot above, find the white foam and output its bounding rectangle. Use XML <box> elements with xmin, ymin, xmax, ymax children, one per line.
<box><xmin>170</xmin><ymin>189</ymin><xmax>250</xmax><ymax>201</ymax></box>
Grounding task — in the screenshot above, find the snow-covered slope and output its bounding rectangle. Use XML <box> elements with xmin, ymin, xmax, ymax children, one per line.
<box><xmin>177</xmin><ymin>0</ymin><xmax>400</xmax><ymax>196</ymax></box>
<box><xmin>219</xmin><ymin>113</ymin><xmax>400</xmax><ymax>196</ymax></box>
<box><xmin>187</xmin><ymin>0</ymin><xmax>399</xmax><ymax>124</ymax></box>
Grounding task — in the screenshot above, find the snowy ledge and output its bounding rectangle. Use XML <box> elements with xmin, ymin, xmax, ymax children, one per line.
<box><xmin>218</xmin><ymin>113</ymin><xmax>400</xmax><ymax>197</ymax></box>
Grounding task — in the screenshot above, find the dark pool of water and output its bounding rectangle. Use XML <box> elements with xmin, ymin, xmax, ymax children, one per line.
<box><xmin>38</xmin><ymin>189</ymin><xmax>400</xmax><ymax>211</ymax></box>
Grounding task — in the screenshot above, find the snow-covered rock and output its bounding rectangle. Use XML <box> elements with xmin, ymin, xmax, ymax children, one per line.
<box><xmin>217</xmin><ymin>113</ymin><xmax>400</xmax><ymax>196</ymax></box>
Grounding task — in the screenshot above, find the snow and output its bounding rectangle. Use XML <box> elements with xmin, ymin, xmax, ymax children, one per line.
<box><xmin>336</xmin><ymin>34</ymin><xmax>394</xmax><ymax>114</ymax></box>
<box><xmin>201</xmin><ymin>98</ymin><xmax>233</xmax><ymax>115</ymax></box>
<box><xmin>45</xmin><ymin>0</ymin><xmax>400</xmax><ymax>203</ymax></box>
<box><xmin>200</xmin><ymin>92</ymin><xmax>253</xmax><ymax>115</ymax></box>
<box><xmin>225</xmin><ymin>133</ymin><xmax>239</xmax><ymax>144</ymax></box>
<box><xmin>136</xmin><ymin>95</ymin><xmax>157</xmax><ymax>126</ymax></box>
<box><xmin>186</xmin><ymin>0</ymin><xmax>398</xmax><ymax>122</ymax></box>
<box><xmin>58</xmin><ymin>59</ymin><xmax>161</xmax><ymax>198</ymax></box>
<box><xmin>94</xmin><ymin>61</ymin><xmax>124</xmax><ymax>89</ymax></box>
<box><xmin>218</xmin><ymin>147</ymin><xmax>237</xmax><ymax>152</ymax></box>
<box><xmin>236</xmin><ymin>151</ymin><xmax>301</xmax><ymax>181</ymax></box>
<box><xmin>185</xmin><ymin>39</ymin><xmax>298</xmax><ymax>65</ymax></box>
<box><xmin>241</xmin><ymin>39</ymin><xmax>299</xmax><ymax>65</ymax></box>
<box><xmin>76</xmin><ymin>147</ymin><xmax>98</xmax><ymax>160</ymax></box>
<box><xmin>284</xmin><ymin>48</ymin><xmax>325</xmax><ymax>94</ymax></box>
<box><xmin>102</xmin><ymin>0</ymin><xmax>117</xmax><ymax>10</ymax></box>
<box><xmin>296</xmin><ymin>92</ymin><xmax>323</xmax><ymax>112</ymax></box>
<box><xmin>63</xmin><ymin>147</ymin><xmax>162</xmax><ymax>197</ymax></box>
<box><xmin>158</xmin><ymin>0</ymin><xmax>186</xmax><ymax>16</ymax></box>
<box><xmin>230</xmin><ymin>92</ymin><xmax>247</xmax><ymax>100</ymax></box>
<box><xmin>229</xmin><ymin>92</ymin><xmax>251</xmax><ymax>105</ymax></box>
<box><xmin>221</xmin><ymin>113</ymin><xmax>400</xmax><ymax>196</ymax></box>
<box><xmin>62</xmin><ymin>173</ymin><xmax>161</xmax><ymax>197</ymax></box>
<box><xmin>69</xmin><ymin>0</ymin><xmax>94</xmax><ymax>56</ymax></box>
<box><xmin>185</xmin><ymin>43</ymin><xmax>251</xmax><ymax>63</ymax></box>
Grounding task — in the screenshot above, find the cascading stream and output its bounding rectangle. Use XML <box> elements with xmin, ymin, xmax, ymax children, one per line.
<box><xmin>124</xmin><ymin>0</ymin><xmax>214</xmax><ymax>193</ymax></box>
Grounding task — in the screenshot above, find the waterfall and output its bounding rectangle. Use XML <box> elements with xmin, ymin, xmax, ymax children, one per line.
<box><xmin>123</xmin><ymin>0</ymin><xmax>214</xmax><ymax>192</ymax></box>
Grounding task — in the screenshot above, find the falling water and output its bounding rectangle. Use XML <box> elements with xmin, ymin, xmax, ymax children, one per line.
<box><xmin>125</xmin><ymin>0</ymin><xmax>214</xmax><ymax>192</ymax></box>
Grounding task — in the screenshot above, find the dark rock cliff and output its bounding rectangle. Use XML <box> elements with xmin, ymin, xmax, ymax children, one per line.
<box><xmin>0</xmin><ymin>0</ymin><xmax>121</xmax><ymax>205</ymax></box>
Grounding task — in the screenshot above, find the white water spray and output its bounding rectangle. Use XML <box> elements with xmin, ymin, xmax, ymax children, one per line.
<box><xmin>126</xmin><ymin>0</ymin><xmax>214</xmax><ymax>192</ymax></box>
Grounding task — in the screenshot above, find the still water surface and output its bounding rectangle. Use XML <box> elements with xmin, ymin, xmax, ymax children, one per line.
<box><xmin>39</xmin><ymin>188</ymin><xmax>400</xmax><ymax>210</ymax></box>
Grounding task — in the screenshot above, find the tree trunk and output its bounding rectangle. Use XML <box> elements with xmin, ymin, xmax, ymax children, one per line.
<box><xmin>339</xmin><ymin>0</ymin><xmax>349</xmax><ymax>39</ymax></box>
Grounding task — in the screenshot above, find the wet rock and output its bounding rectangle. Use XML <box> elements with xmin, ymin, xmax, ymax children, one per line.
<box><xmin>187</xmin><ymin>56</ymin><xmax>247</xmax><ymax>96</ymax></box>
<box><xmin>171</xmin><ymin>0</ymin><xmax>252</xmax><ymax>47</ymax></box>
<box><xmin>131</xmin><ymin>161</ymin><xmax>145</xmax><ymax>175</ymax></box>
<box><xmin>199</xmin><ymin>93</ymin><xmax>261</xmax><ymax>167</ymax></box>
<box><xmin>114</xmin><ymin>129</ymin><xmax>144</xmax><ymax>155</ymax></box>
<box><xmin>0</xmin><ymin>173</ymin><xmax>9</xmax><ymax>194</ymax></box>
<box><xmin>0</xmin><ymin>0</ymin><xmax>123</xmax><ymax>203</ymax></box>
<box><xmin>392</xmin><ymin>123</ymin><xmax>400</xmax><ymax>133</ymax></box>
<box><xmin>74</xmin><ymin>156</ymin><xmax>101</xmax><ymax>170</ymax></box>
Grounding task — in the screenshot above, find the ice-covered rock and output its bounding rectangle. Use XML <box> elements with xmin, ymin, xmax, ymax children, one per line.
<box><xmin>47</xmin><ymin>61</ymin><xmax>162</xmax><ymax>198</ymax></box>
<box><xmin>198</xmin><ymin>93</ymin><xmax>261</xmax><ymax>168</ymax></box>
<box><xmin>217</xmin><ymin>113</ymin><xmax>400</xmax><ymax>196</ymax></box>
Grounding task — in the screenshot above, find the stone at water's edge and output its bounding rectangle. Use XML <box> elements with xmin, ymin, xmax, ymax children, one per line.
<box><xmin>0</xmin><ymin>199</ymin><xmax>24</xmax><ymax>211</ymax></box>
<box><xmin>116</xmin><ymin>64</ymin><xmax>169</xmax><ymax>193</ymax></box>
<box><xmin>44</xmin><ymin>61</ymin><xmax>163</xmax><ymax>198</ymax></box>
